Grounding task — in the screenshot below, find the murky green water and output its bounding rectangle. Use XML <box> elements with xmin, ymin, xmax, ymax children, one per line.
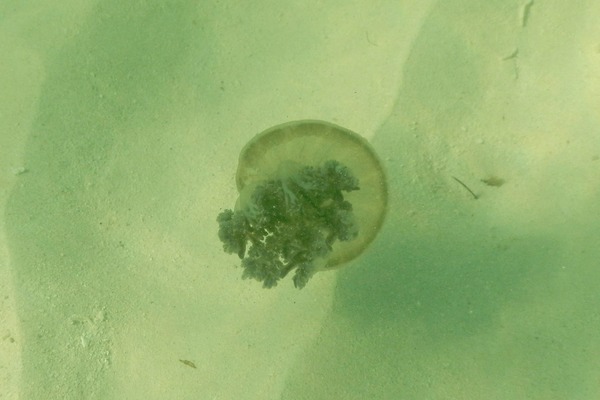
<box><xmin>1</xmin><ymin>1</ymin><xmax>599</xmax><ymax>399</ymax></box>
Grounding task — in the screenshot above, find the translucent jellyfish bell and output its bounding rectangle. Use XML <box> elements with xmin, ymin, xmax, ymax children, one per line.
<box><xmin>235</xmin><ymin>120</ymin><xmax>388</xmax><ymax>271</ymax></box>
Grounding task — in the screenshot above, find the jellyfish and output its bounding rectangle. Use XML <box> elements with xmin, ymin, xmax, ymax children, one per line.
<box><xmin>217</xmin><ymin>120</ymin><xmax>387</xmax><ymax>288</ymax></box>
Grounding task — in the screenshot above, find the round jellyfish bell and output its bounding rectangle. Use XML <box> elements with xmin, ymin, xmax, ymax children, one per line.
<box><xmin>218</xmin><ymin>120</ymin><xmax>387</xmax><ymax>288</ymax></box>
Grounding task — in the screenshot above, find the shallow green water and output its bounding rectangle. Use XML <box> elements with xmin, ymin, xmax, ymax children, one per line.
<box><xmin>2</xmin><ymin>1</ymin><xmax>600</xmax><ymax>399</ymax></box>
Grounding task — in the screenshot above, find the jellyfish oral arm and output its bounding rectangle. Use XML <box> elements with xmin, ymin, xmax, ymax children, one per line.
<box><xmin>217</xmin><ymin>160</ymin><xmax>359</xmax><ymax>289</ymax></box>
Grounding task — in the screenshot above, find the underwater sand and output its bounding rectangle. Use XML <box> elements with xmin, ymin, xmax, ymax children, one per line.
<box><xmin>1</xmin><ymin>1</ymin><xmax>600</xmax><ymax>399</ymax></box>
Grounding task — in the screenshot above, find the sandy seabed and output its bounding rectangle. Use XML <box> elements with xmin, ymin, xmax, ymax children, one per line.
<box><xmin>1</xmin><ymin>1</ymin><xmax>600</xmax><ymax>399</ymax></box>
